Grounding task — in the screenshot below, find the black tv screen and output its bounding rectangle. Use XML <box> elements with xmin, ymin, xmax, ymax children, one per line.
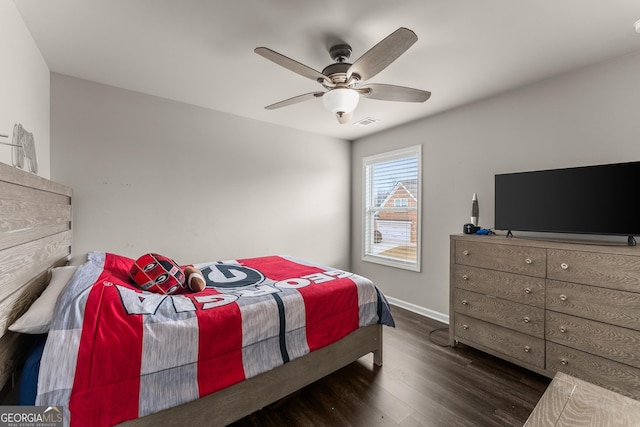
<box><xmin>495</xmin><ymin>161</ymin><xmax>640</xmax><ymax>237</ymax></box>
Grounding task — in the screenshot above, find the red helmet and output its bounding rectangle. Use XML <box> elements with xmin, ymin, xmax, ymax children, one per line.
<box><xmin>130</xmin><ymin>253</ymin><xmax>185</xmax><ymax>295</ymax></box>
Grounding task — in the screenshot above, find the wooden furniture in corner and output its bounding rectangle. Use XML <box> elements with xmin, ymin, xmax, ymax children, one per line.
<box><xmin>524</xmin><ymin>372</ymin><xmax>640</xmax><ymax>426</ymax></box>
<box><xmin>450</xmin><ymin>234</ymin><xmax>640</xmax><ymax>400</ymax></box>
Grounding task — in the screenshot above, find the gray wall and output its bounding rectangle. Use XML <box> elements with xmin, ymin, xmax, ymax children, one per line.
<box><xmin>51</xmin><ymin>74</ymin><xmax>351</xmax><ymax>269</ymax></box>
<box><xmin>0</xmin><ymin>1</ymin><xmax>50</xmax><ymax>178</ymax></box>
<box><xmin>352</xmin><ymin>50</ymin><xmax>640</xmax><ymax>321</ymax></box>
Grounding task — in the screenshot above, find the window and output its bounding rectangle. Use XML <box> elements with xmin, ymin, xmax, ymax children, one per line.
<box><xmin>363</xmin><ymin>145</ymin><xmax>421</xmax><ymax>271</ymax></box>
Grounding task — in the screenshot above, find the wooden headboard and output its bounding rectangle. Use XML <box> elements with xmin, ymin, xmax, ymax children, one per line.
<box><xmin>0</xmin><ymin>162</ymin><xmax>72</xmax><ymax>389</ymax></box>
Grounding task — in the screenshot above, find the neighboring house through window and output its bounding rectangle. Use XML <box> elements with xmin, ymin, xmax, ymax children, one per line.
<box><xmin>363</xmin><ymin>145</ymin><xmax>421</xmax><ymax>271</ymax></box>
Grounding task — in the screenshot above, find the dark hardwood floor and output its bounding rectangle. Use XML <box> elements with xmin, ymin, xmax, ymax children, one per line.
<box><xmin>230</xmin><ymin>306</ymin><xmax>550</xmax><ymax>427</ymax></box>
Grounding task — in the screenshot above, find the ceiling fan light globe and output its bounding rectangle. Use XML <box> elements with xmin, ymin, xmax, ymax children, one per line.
<box><xmin>322</xmin><ymin>88</ymin><xmax>360</xmax><ymax>114</ymax></box>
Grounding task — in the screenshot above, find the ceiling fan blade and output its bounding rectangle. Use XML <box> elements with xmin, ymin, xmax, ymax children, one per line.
<box><xmin>264</xmin><ymin>92</ymin><xmax>324</xmax><ymax>110</ymax></box>
<box><xmin>255</xmin><ymin>47</ymin><xmax>329</xmax><ymax>84</ymax></box>
<box><xmin>336</xmin><ymin>111</ymin><xmax>353</xmax><ymax>124</ymax></box>
<box><xmin>347</xmin><ymin>28</ymin><xmax>418</xmax><ymax>81</ymax></box>
<box><xmin>359</xmin><ymin>84</ymin><xmax>431</xmax><ymax>102</ymax></box>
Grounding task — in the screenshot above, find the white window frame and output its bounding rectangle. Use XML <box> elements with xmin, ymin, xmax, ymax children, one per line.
<box><xmin>362</xmin><ymin>145</ymin><xmax>421</xmax><ymax>272</ymax></box>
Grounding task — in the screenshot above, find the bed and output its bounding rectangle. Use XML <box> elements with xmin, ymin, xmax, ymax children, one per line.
<box><xmin>0</xmin><ymin>162</ymin><xmax>393</xmax><ymax>427</ymax></box>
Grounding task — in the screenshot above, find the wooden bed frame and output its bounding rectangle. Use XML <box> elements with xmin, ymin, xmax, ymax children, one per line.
<box><xmin>0</xmin><ymin>161</ymin><xmax>384</xmax><ymax>426</ymax></box>
<box><xmin>0</xmin><ymin>162</ymin><xmax>72</xmax><ymax>390</ymax></box>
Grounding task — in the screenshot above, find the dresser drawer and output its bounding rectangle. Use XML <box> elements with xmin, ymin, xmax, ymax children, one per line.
<box><xmin>546</xmin><ymin>311</ymin><xmax>640</xmax><ymax>369</ymax></box>
<box><xmin>548</xmin><ymin>249</ymin><xmax>640</xmax><ymax>292</ymax></box>
<box><xmin>454</xmin><ymin>265</ymin><xmax>544</xmax><ymax>306</ymax></box>
<box><xmin>547</xmin><ymin>280</ymin><xmax>640</xmax><ymax>330</ymax></box>
<box><xmin>455</xmin><ymin>240</ymin><xmax>546</xmax><ymax>277</ymax></box>
<box><xmin>454</xmin><ymin>314</ymin><xmax>545</xmax><ymax>369</ymax></box>
<box><xmin>454</xmin><ymin>289</ymin><xmax>544</xmax><ymax>338</ymax></box>
<box><xmin>546</xmin><ymin>341</ymin><xmax>640</xmax><ymax>400</ymax></box>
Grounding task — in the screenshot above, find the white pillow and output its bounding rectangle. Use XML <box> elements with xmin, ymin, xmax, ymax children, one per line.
<box><xmin>8</xmin><ymin>265</ymin><xmax>78</xmax><ymax>334</ymax></box>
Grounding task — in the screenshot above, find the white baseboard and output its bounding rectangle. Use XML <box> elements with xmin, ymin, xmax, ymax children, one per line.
<box><xmin>386</xmin><ymin>296</ymin><xmax>449</xmax><ymax>325</ymax></box>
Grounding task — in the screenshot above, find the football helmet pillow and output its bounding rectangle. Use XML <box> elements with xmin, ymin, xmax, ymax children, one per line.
<box><xmin>130</xmin><ymin>253</ymin><xmax>185</xmax><ymax>294</ymax></box>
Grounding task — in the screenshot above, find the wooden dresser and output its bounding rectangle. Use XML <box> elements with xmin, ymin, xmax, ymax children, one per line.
<box><xmin>450</xmin><ymin>234</ymin><xmax>640</xmax><ymax>400</ymax></box>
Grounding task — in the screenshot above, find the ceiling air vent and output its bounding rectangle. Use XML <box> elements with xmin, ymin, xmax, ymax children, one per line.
<box><xmin>354</xmin><ymin>117</ymin><xmax>380</xmax><ymax>127</ymax></box>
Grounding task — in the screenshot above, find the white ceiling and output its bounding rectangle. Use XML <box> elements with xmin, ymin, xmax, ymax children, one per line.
<box><xmin>13</xmin><ymin>0</ymin><xmax>640</xmax><ymax>141</ymax></box>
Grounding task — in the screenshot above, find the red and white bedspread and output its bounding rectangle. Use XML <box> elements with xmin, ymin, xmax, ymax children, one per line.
<box><xmin>36</xmin><ymin>252</ymin><xmax>394</xmax><ymax>427</ymax></box>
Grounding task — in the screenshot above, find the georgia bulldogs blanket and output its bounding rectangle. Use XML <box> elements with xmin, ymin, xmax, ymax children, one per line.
<box><xmin>35</xmin><ymin>252</ymin><xmax>394</xmax><ymax>427</ymax></box>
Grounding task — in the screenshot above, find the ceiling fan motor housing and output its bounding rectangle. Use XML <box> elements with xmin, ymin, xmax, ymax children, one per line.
<box><xmin>321</xmin><ymin>62</ymin><xmax>353</xmax><ymax>86</ymax></box>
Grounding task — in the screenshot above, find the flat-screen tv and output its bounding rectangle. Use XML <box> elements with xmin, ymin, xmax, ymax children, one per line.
<box><xmin>494</xmin><ymin>161</ymin><xmax>640</xmax><ymax>239</ymax></box>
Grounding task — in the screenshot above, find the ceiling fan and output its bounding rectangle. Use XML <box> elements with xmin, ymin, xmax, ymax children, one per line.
<box><xmin>254</xmin><ymin>27</ymin><xmax>431</xmax><ymax>124</ymax></box>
